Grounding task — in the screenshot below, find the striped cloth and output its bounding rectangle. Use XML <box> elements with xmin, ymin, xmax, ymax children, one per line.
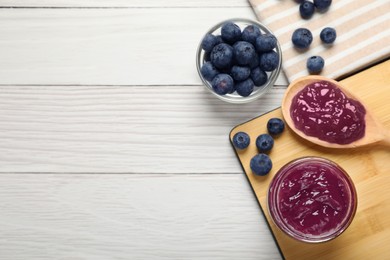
<box><xmin>249</xmin><ymin>0</ymin><xmax>390</xmax><ymax>82</ymax></box>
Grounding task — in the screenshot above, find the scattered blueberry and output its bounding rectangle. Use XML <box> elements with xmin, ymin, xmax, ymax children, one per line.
<box><xmin>201</xmin><ymin>33</ymin><xmax>218</xmax><ymax>52</ymax></box>
<box><xmin>267</xmin><ymin>118</ymin><xmax>285</xmax><ymax>135</ymax></box>
<box><xmin>250</xmin><ymin>67</ymin><xmax>268</xmax><ymax>86</ymax></box>
<box><xmin>299</xmin><ymin>1</ymin><xmax>315</xmax><ymax>19</ymax></box>
<box><xmin>320</xmin><ymin>27</ymin><xmax>337</xmax><ymax>44</ymax></box>
<box><xmin>242</xmin><ymin>25</ymin><xmax>261</xmax><ymax>45</ymax></box>
<box><xmin>232</xmin><ymin>132</ymin><xmax>250</xmax><ymax>150</ymax></box>
<box><xmin>236</xmin><ymin>78</ymin><xmax>255</xmax><ymax>97</ymax></box>
<box><xmin>259</xmin><ymin>51</ymin><xmax>279</xmax><ymax>71</ymax></box>
<box><xmin>250</xmin><ymin>154</ymin><xmax>273</xmax><ymax>176</ymax></box>
<box><xmin>221</xmin><ymin>22</ymin><xmax>241</xmax><ymax>44</ymax></box>
<box><xmin>314</xmin><ymin>0</ymin><xmax>332</xmax><ymax>12</ymax></box>
<box><xmin>233</xmin><ymin>41</ymin><xmax>256</xmax><ymax>66</ymax></box>
<box><xmin>256</xmin><ymin>134</ymin><xmax>274</xmax><ymax>152</ymax></box>
<box><xmin>231</xmin><ymin>65</ymin><xmax>251</xmax><ymax>81</ymax></box>
<box><xmin>255</xmin><ymin>34</ymin><xmax>277</xmax><ymax>52</ymax></box>
<box><xmin>307</xmin><ymin>56</ymin><xmax>325</xmax><ymax>73</ymax></box>
<box><xmin>291</xmin><ymin>28</ymin><xmax>313</xmax><ymax>49</ymax></box>
<box><xmin>201</xmin><ymin>62</ymin><xmax>219</xmax><ymax>81</ymax></box>
<box><xmin>210</xmin><ymin>43</ymin><xmax>234</xmax><ymax>69</ymax></box>
<box><xmin>211</xmin><ymin>74</ymin><xmax>234</xmax><ymax>95</ymax></box>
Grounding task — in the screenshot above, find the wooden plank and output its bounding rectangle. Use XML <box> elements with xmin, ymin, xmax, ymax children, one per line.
<box><xmin>0</xmin><ymin>0</ymin><xmax>250</xmax><ymax>7</ymax></box>
<box><xmin>0</xmin><ymin>8</ymin><xmax>287</xmax><ymax>86</ymax></box>
<box><xmin>0</xmin><ymin>173</ymin><xmax>281</xmax><ymax>260</ymax></box>
<box><xmin>230</xmin><ymin>60</ymin><xmax>390</xmax><ymax>259</ymax></box>
<box><xmin>0</xmin><ymin>85</ymin><xmax>286</xmax><ymax>173</ymax></box>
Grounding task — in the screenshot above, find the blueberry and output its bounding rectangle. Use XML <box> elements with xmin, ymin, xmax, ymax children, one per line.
<box><xmin>236</xmin><ymin>78</ymin><xmax>255</xmax><ymax>97</ymax></box>
<box><xmin>256</xmin><ymin>134</ymin><xmax>274</xmax><ymax>152</ymax></box>
<box><xmin>221</xmin><ymin>22</ymin><xmax>241</xmax><ymax>44</ymax></box>
<box><xmin>291</xmin><ymin>28</ymin><xmax>313</xmax><ymax>49</ymax></box>
<box><xmin>200</xmin><ymin>61</ymin><xmax>219</xmax><ymax>81</ymax></box>
<box><xmin>204</xmin><ymin>51</ymin><xmax>211</xmax><ymax>62</ymax></box>
<box><xmin>299</xmin><ymin>1</ymin><xmax>315</xmax><ymax>19</ymax></box>
<box><xmin>250</xmin><ymin>67</ymin><xmax>268</xmax><ymax>86</ymax></box>
<box><xmin>201</xmin><ymin>33</ymin><xmax>218</xmax><ymax>52</ymax></box>
<box><xmin>259</xmin><ymin>51</ymin><xmax>279</xmax><ymax>71</ymax></box>
<box><xmin>211</xmin><ymin>74</ymin><xmax>234</xmax><ymax>95</ymax></box>
<box><xmin>248</xmin><ymin>54</ymin><xmax>260</xmax><ymax>69</ymax></box>
<box><xmin>314</xmin><ymin>0</ymin><xmax>332</xmax><ymax>12</ymax></box>
<box><xmin>255</xmin><ymin>34</ymin><xmax>277</xmax><ymax>52</ymax></box>
<box><xmin>210</xmin><ymin>43</ymin><xmax>234</xmax><ymax>69</ymax></box>
<box><xmin>215</xmin><ymin>35</ymin><xmax>224</xmax><ymax>45</ymax></box>
<box><xmin>242</xmin><ymin>25</ymin><xmax>261</xmax><ymax>45</ymax></box>
<box><xmin>232</xmin><ymin>132</ymin><xmax>250</xmax><ymax>150</ymax></box>
<box><xmin>267</xmin><ymin>118</ymin><xmax>285</xmax><ymax>135</ymax></box>
<box><xmin>231</xmin><ymin>65</ymin><xmax>251</xmax><ymax>81</ymax></box>
<box><xmin>307</xmin><ymin>56</ymin><xmax>325</xmax><ymax>74</ymax></box>
<box><xmin>229</xmin><ymin>83</ymin><xmax>237</xmax><ymax>94</ymax></box>
<box><xmin>320</xmin><ymin>27</ymin><xmax>337</xmax><ymax>44</ymax></box>
<box><xmin>233</xmin><ymin>41</ymin><xmax>256</xmax><ymax>66</ymax></box>
<box><xmin>250</xmin><ymin>154</ymin><xmax>272</xmax><ymax>176</ymax></box>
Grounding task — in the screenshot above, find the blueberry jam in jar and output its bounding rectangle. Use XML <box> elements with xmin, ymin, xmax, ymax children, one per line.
<box><xmin>290</xmin><ymin>80</ymin><xmax>366</xmax><ymax>144</ymax></box>
<box><xmin>268</xmin><ymin>157</ymin><xmax>357</xmax><ymax>243</ymax></box>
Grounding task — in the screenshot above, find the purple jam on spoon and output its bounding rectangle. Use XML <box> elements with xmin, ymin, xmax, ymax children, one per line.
<box><xmin>290</xmin><ymin>80</ymin><xmax>366</xmax><ymax>145</ymax></box>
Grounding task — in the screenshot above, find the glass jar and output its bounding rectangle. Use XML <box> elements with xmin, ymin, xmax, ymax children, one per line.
<box><xmin>268</xmin><ymin>157</ymin><xmax>357</xmax><ymax>243</ymax></box>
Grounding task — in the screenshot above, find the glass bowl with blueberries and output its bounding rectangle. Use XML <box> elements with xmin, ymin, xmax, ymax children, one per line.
<box><xmin>196</xmin><ymin>18</ymin><xmax>282</xmax><ymax>104</ymax></box>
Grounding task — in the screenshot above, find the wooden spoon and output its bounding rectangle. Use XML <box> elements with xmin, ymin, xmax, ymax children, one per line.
<box><xmin>281</xmin><ymin>75</ymin><xmax>390</xmax><ymax>148</ymax></box>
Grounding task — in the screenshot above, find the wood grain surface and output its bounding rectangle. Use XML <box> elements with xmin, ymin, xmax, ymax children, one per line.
<box><xmin>0</xmin><ymin>86</ymin><xmax>285</xmax><ymax>174</ymax></box>
<box><xmin>0</xmin><ymin>173</ymin><xmax>280</xmax><ymax>260</ymax></box>
<box><xmin>0</xmin><ymin>7</ymin><xmax>287</xmax><ymax>86</ymax></box>
<box><xmin>230</xmin><ymin>60</ymin><xmax>390</xmax><ymax>260</ymax></box>
<box><xmin>0</xmin><ymin>0</ymin><xmax>251</xmax><ymax>7</ymax></box>
<box><xmin>0</xmin><ymin>0</ymin><xmax>284</xmax><ymax>259</ymax></box>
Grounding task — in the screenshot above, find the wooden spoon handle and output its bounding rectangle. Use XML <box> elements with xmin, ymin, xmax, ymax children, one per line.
<box><xmin>381</xmin><ymin>129</ymin><xmax>390</xmax><ymax>147</ymax></box>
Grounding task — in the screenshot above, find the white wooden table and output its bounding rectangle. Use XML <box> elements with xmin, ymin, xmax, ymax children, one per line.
<box><xmin>0</xmin><ymin>1</ymin><xmax>288</xmax><ymax>259</ymax></box>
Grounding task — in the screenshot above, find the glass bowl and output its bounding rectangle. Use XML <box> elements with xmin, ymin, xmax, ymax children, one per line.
<box><xmin>267</xmin><ymin>157</ymin><xmax>357</xmax><ymax>243</ymax></box>
<box><xmin>196</xmin><ymin>18</ymin><xmax>282</xmax><ymax>104</ymax></box>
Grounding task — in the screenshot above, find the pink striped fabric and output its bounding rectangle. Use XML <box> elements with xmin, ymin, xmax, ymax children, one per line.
<box><xmin>249</xmin><ymin>0</ymin><xmax>390</xmax><ymax>83</ymax></box>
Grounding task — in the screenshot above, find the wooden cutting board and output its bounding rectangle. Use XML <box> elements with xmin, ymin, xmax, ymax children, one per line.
<box><xmin>230</xmin><ymin>60</ymin><xmax>390</xmax><ymax>260</ymax></box>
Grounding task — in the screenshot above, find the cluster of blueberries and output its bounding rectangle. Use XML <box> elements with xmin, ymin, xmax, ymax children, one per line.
<box><xmin>297</xmin><ymin>0</ymin><xmax>332</xmax><ymax>19</ymax></box>
<box><xmin>292</xmin><ymin>27</ymin><xmax>336</xmax><ymax>73</ymax></box>
<box><xmin>200</xmin><ymin>22</ymin><xmax>280</xmax><ymax>97</ymax></box>
<box><xmin>233</xmin><ymin>118</ymin><xmax>285</xmax><ymax>176</ymax></box>
<box><xmin>292</xmin><ymin>0</ymin><xmax>336</xmax><ymax>73</ymax></box>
